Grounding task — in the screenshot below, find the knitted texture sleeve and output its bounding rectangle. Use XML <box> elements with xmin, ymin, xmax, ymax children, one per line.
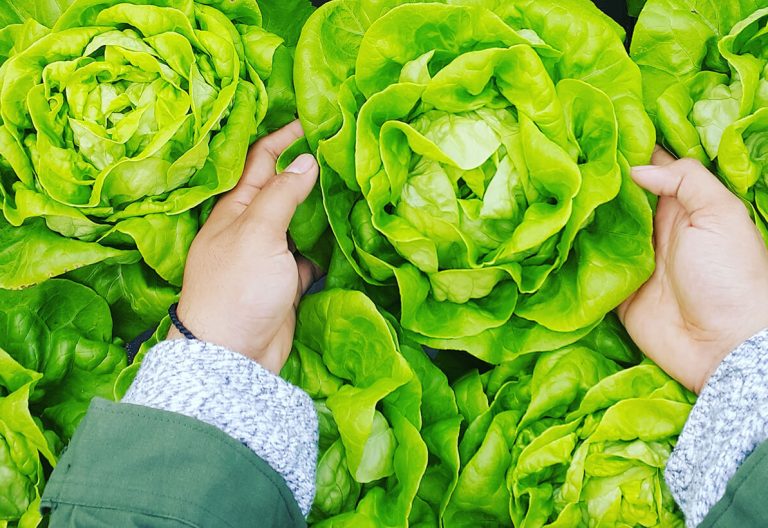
<box><xmin>121</xmin><ymin>339</ymin><xmax>318</xmax><ymax>516</ymax></box>
<box><xmin>664</xmin><ymin>328</ymin><xmax>768</xmax><ymax>527</ymax></box>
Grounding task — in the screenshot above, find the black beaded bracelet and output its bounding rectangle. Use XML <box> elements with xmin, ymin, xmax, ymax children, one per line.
<box><xmin>169</xmin><ymin>303</ymin><xmax>198</xmax><ymax>340</ymax></box>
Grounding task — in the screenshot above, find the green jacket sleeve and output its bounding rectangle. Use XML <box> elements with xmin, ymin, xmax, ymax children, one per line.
<box><xmin>701</xmin><ymin>440</ymin><xmax>768</xmax><ymax>527</ymax></box>
<box><xmin>40</xmin><ymin>399</ymin><xmax>307</xmax><ymax>527</ymax></box>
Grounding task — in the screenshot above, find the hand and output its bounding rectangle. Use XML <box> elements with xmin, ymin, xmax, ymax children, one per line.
<box><xmin>167</xmin><ymin>120</ymin><xmax>319</xmax><ymax>373</ymax></box>
<box><xmin>619</xmin><ymin>147</ymin><xmax>768</xmax><ymax>394</ymax></box>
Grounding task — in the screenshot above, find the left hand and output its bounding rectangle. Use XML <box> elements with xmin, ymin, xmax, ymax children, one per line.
<box><xmin>167</xmin><ymin>120</ymin><xmax>320</xmax><ymax>373</ymax></box>
<box><xmin>618</xmin><ymin>147</ymin><xmax>768</xmax><ymax>393</ymax></box>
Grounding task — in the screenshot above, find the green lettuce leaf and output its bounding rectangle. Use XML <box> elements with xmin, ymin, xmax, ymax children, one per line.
<box><xmin>0</xmin><ymin>347</ymin><xmax>58</xmax><ymax>528</ymax></box>
<box><xmin>443</xmin><ymin>326</ymin><xmax>693</xmax><ymax>527</ymax></box>
<box><xmin>0</xmin><ymin>279</ymin><xmax>126</xmax><ymax>439</ymax></box>
<box><xmin>0</xmin><ymin>0</ymin><xmax>73</xmax><ymax>29</ymax></box>
<box><xmin>67</xmin><ymin>262</ymin><xmax>178</xmax><ymax>342</ymax></box>
<box><xmin>258</xmin><ymin>0</ymin><xmax>315</xmax><ymax>47</ymax></box>
<box><xmin>283</xmin><ymin>289</ymin><xmax>469</xmax><ymax>526</ymax></box>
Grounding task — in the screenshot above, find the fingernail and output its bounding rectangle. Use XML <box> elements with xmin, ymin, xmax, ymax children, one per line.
<box><xmin>285</xmin><ymin>153</ymin><xmax>316</xmax><ymax>174</ymax></box>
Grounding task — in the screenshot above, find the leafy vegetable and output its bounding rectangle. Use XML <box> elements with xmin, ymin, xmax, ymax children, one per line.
<box><xmin>283</xmin><ymin>289</ymin><xmax>467</xmax><ymax>527</ymax></box>
<box><xmin>0</xmin><ymin>348</ymin><xmax>58</xmax><ymax>527</ymax></box>
<box><xmin>445</xmin><ymin>327</ymin><xmax>692</xmax><ymax>527</ymax></box>
<box><xmin>0</xmin><ymin>0</ymin><xmax>301</xmax><ymax>294</ymax></box>
<box><xmin>293</xmin><ymin>0</ymin><xmax>656</xmax><ymax>362</ymax></box>
<box><xmin>0</xmin><ymin>277</ymin><xmax>127</xmax><ymax>527</ymax></box>
<box><xmin>0</xmin><ymin>279</ymin><xmax>126</xmax><ymax>440</ymax></box>
<box><xmin>66</xmin><ymin>262</ymin><xmax>177</xmax><ymax>342</ymax></box>
<box><xmin>259</xmin><ymin>0</ymin><xmax>316</xmax><ymax>48</ymax></box>
<box><xmin>0</xmin><ymin>0</ymin><xmax>71</xmax><ymax>29</ymax></box>
<box><xmin>0</xmin><ymin>2</ymin><xmax>695</xmax><ymax>527</ymax></box>
<box><xmin>283</xmin><ymin>289</ymin><xmax>433</xmax><ymax>526</ymax></box>
<box><xmin>284</xmin><ymin>289</ymin><xmax>690</xmax><ymax>527</ymax></box>
<box><xmin>0</xmin><ymin>0</ymin><xmax>321</xmax><ymax>524</ymax></box>
<box><xmin>631</xmin><ymin>0</ymin><xmax>768</xmax><ymax>239</ymax></box>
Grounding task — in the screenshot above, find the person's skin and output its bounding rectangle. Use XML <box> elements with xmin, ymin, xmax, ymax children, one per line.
<box><xmin>619</xmin><ymin>147</ymin><xmax>768</xmax><ymax>394</ymax></box>
<box><xmin>167</xmin><ymin>120</ymin><xmax>319</xmax><ymax>374</ymax></box>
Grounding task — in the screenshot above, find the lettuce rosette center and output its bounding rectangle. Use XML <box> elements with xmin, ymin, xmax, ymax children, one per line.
<box><xmin>296</xmin><ymin>0</ymin><xmax>655</xmax><ymax>362</ymax></box>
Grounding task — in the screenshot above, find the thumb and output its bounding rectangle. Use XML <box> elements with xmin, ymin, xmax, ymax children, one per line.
<box><xmin>242</xmin><ymin>153</ymin><xmax>319</xmax><ymax>237</ymax></box>
<box><xmin>631</xmin><ymin>158</ymin><xmax>739</xmax><ymax>215</ymax></box>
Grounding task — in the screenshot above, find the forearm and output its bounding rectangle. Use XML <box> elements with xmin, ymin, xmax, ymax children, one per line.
<box><xmin>121</xmin><ymin>339</ymin><xmax>319</xmax><ymax>516</ymax></box>
<box><xmin>665</xmin><ymin>328</ymin><xmax>768</xmax><ymax>527</ymax></box>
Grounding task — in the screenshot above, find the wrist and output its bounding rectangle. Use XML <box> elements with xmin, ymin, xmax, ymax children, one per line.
<box><xmin>164</xmin><ymin>302</ymin><xmax>285</xmax><ymax>374</ymax></box>
<box><xmin>167</xmin><ymin>302</ymin><xmax>201</xmax><ymax>342</ymax></box>
<box><xmin>166</xmin><ymin>326</ymin><xmax>185</xmax><ymax>341</ymax></box>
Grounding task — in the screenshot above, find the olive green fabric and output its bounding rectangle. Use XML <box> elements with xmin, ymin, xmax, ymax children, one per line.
<box><xmin>701</xmin><ymin>440</ymin><xmax>768</xmax><ymax>527</ymax></box>
<box><xmin>41</xmin><ymin>399</ymin><xmax>306</xmax><ymax>527</ymax></box>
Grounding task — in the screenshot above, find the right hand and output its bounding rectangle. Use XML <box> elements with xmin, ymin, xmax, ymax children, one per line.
<box><xmin>618</xmin><ymin>147</ymin><xmax>768</xmax><ymax>394</ymax></box>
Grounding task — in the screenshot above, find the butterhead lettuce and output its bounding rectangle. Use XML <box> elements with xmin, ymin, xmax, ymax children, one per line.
<box><xmin>284</xmin><ymin>290</ymin><xmax>689</xmax><ymax>528</ymax></box>
<box><xmin>447</xmin><ymin>321</ymin><xmax>692</xmax><ymax>527</ymax></box>
<box><xmin>0</xmin><ymin>0</ymin><xmax>299</xmax><ymax>292</ymax></box>
<box><xmin>283</xmin><ymin>289</ymin><xmax>433</xmax><ymax>526</ymax></box>
<box><xmin>0</xmin><ymin>277</ymin><xmax>126</xmax><ymax>527</ymax></box>
<box><xmin>632</xmin><ymin>0</ymin><xmax>768</xmax><ymax>239</ymax></box>
<box><xmin>283</xmin><ymin>289</ymin><xmax>469</xmax><ymax>527</ymax></box>
<box><xmin>0</xmin><ymin>279</ymin><xmax>126</xmax><ymax>440</ymax></box>
<box><xmin>294</xmin><ymin>0</ymin><xmax>656</xmax><ymax>362</ymax></box>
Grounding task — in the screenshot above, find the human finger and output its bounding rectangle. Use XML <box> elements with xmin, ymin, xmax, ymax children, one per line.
<box><xmin>630</xmin><ymin>158</ymin><xmax>738</xmax><ymax>215</ymax></box>
<box><xmin>207</xmin><ymin>121</ymin><xmax>305</xmax><ymax>227</ymax></box>
<box><xmin>243</xmin><ymin>153</ymin><xmax>319</xmax><ymax>239</ymax></box>
<box><xmin>242</xmin><ymin>120</ymin><xmax>305</xmax><ymax>189</ymax></box>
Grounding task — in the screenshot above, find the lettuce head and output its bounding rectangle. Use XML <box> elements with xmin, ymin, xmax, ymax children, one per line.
<box><xmin>293</xmin><ymin>0</ymin><xmax>656</xmax><ymax>363</ymax></box>
<box><xmin>446</xmin><ymin>320</ymin><xmax>692</xmax><ymax>527</ymax></box>
<box><xmin>632</xmin><ymin>0</ymin><xmax>768</xmax><ymax>239</ymax></box>
<box><xmin>0</xmin><ymin>0</ymin><xmax>303</xmax><ymax>293</ymax></box>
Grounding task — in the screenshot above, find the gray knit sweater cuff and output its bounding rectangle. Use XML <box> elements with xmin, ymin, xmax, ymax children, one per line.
<box><xmin>665</xmin><ymin>328</ymin><xmax>768</xmax><ymax>527</ymax></box>
<box><xmin>121</xmin><ymin>339</ymin><xmax>318</xmax><ymax>516</ymax></box>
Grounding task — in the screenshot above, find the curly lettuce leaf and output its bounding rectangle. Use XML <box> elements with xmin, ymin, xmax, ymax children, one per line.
<box><xmin>258</xmin><ymin>0</ymin><xmax>315</xmax><ymax>47</ymax></box>
<box><xmin>283</xmin><ymin>289</ymin><xmax>471</xmax><ymax>526</ymax></box>
<box><xmin>443</xmin><ymin>335</ymin><xmax>692</xmax><ymax>527</ymax></box>
<box><xmin>66</xmin><ymin>262</ymin><xmax>178</xmax><ymax>342</ymax></box>
<box><xmin>631</xmin><ymin>0</ymin><xmax>768</xmax><ymax>239</ymax></box>
<box><xmin>290</xmin><ymin>290</ymin><xmax>414</xmax><ymax>483</ymax></box>
<box><xmin>0</xmin><ymin>0</ymin><xmax>297</xmax><ymax>299</ymax></box>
